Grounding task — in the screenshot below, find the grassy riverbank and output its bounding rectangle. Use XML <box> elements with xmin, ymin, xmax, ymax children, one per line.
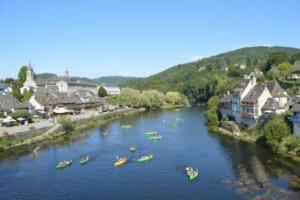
<box><xmin>0</xmin><ymin>108</ymin><xmax>145</xmax><ymax>152</ymax></box>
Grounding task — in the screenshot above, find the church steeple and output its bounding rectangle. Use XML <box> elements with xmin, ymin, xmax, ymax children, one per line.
<box><xmin>65</xmin><ymin>67</ymin><xmax>69</xmax><ymax>78</ymax></box>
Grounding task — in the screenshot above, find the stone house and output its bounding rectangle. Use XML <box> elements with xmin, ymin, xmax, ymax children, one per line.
<box><xmin>0</xmin><ymin>95</ymin><xmax>28</xmax><ymax>116</ymax></box>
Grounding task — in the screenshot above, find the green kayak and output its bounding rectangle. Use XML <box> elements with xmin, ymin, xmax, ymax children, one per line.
<box><xmin>186</xmin><ymin>167</ymin><xmax>198</xmax><ymax>181</ymax></box>
<box><xmin>137</xmin><ymin>155</ymin><xmax>153</xmax><ymax>162</ymax></box>
<box><xmin>149</xmin><ymin>135</ymin><xmax>162</xmax><ymax>140</ymax></box>
<box><xmin>56</xmin><ymin>160</ymin><xmax>72</xmax><ymax>169</ymax></box>
<box><xmin>80</xmin><ymin>156</ymin><xmax>91</xmax><ymax>165</ymax></box>
<box><xmin>121</xmin><ymin>125</ymin><xmax>132</xmax><ymax>129</ymax></box>
<box><xmin>144</xmin><ymin>131</ymin><xmax>158</xmax><ymax>135</ymax></box>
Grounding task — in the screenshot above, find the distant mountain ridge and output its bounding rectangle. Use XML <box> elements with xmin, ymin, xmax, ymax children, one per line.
<box><xmin>35</xmin><ymin>74</ymin><xmax>139</xmax><ymax>86</ymax></box>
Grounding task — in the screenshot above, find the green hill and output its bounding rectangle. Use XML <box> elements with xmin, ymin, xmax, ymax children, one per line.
<box><xmin>123</xmin><ymin>46</ymin><xmax>300</xmax><ymax>102</ymax></box>
<box><xmin>93</xmin><ymin>76</ymin><xmax>140</xmax><ymax>86</ymax></box>
<box><xmin>36</xmin><ymin>73</ymin><xmax>57</xmax><ymax>79</ymax></box>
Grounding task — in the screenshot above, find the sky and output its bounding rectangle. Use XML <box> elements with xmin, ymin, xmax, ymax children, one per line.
<box><xmin>0</xmin><ymin>0</ymin><xmax>300</xmax><ymax>79</ymax></box>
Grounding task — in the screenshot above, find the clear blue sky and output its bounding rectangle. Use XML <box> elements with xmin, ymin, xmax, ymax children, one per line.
<box><xmin>0</xmin><ymin>0</ymin><xmax>300</xmax><ymax>79</ymax></box>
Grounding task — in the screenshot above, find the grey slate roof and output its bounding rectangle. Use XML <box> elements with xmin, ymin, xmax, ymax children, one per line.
<box><xmin>262</xmin><ymin>98</ymin><xmax>282</xmax><ymax>110</ymax></box>
<box><xmin>0</xmin><ymin>95</ymin><xmax>28</xmax><ymax>112</ymax></box>
<box><xmin>35</xmin><ymin>92</ymin><xmax>83</xmax><ymax>106</ymax></box>
<box><xmin>233</xmin><ymin>79</ymin><xmax>251</xmax><ymax>97</ymax></box>
<box><xmin>264</xmin><ymin>81</ymin><xmax>283</xmax><ymax>97</ymax></box>
<box><xmin>242</xmin><ymin>84</ymin><xmax>266</xmax><ymax>103</ymax></box>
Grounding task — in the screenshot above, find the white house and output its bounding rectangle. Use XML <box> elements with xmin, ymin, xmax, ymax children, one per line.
<box><xmin>103</xmin><ymin>86</ymin><xmax>121</xmax><ymax>95</ymax></box>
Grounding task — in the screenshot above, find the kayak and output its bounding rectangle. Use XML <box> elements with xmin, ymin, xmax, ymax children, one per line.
<box><xmin>80</xmin><ymin>156</ymin><xmax>91</xmax><ymax>165</ymax></box>
<box><xmin>149</xmin><ymin>135</ymin><xmax>162</xmax><ymax>140</ymax></box>
<box><xmin>114</xmin><ymin>157</ymin><xmax>128</xmax><ymax>167</ymax></box>
<box><xmin>144</xmin><ymin>131</ymin><xmax>158</xmax><ymax>135</ymax></box>
<box><xmin>137</xmin><ymin>155</ymin><xmax>153</xmax><ymax>162</ymax></box>
<box><xmin>56</xmin><ymin>160</ymin><xmax>72</xmax><ymax>169</ymax></box>
<box><xmin>171</xmin><ymin>123</ymin><xmax>177</xmax><ymax>128</ymax></box>
<box><xmin>176</xmin><ymin>118</ymin><xmax>184</xmax><ymax>122</ymax></box>
<box><xmin>130</xmin><ymin>145</ymin><xmax>136</xmax><ymax>152</ymax></box>
<box><xmin>121</xmin><ymin>125</ymin><xmax>132</xmax><ymax>129</ymax></box>
<box><xmin>186</xmin><ymin>167</ymin><xmax>199</xmax><ymax>181</ymax></box>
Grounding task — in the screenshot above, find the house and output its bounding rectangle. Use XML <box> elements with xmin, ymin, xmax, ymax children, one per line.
<box><xmin>0</xmin><ymin>95</ymin><xmax>28</xmax><ymax>115</ymax></box>
<box><xmin>29</xmin><ymin>91</ymin><xmax>83</xmax><ymax>112</ymax></box>
<box><xmin>0</xmin><ymin>83</ymin><xmax>12</xmax><ymax>95</ymax></box>
<box><xmin>240</xmin><ymin>84</ymin><xmax>272</xmax><ymax>118</ymax></box>
<box><xmin>231</xmin><ymin>75</ymin><xmax>257</xmax><ymax>113</ymax></box>
<box><xmin>102</xmin><ymin>86</ymin><xmax>121</xmax><ymax>95</ymax></box>
<box><xmin>221</xmin><ymin>71</ymin><xmax>290</xmax><ymax>123</ymax></box>
<box><xmin>29</xmin><ymin>89</ymin><xmax>104</xmax><ymax>112</ymax></box>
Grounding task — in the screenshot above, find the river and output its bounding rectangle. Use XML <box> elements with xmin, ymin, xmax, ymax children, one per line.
<box><xmin>0</xmin><ymin>107</ymin><xmax>300</xmax><ymax>200</ymax></box>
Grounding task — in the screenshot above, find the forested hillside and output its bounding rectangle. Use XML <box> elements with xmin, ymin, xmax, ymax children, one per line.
<box><xmin>123</xmin><ymin>46</ymin><xmax>300</xmax><ymax>102</ymax></box>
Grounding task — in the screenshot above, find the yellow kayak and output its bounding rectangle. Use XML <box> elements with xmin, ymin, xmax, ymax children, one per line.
<box><xmin>114</xmin><ymin>157</ymin><xmax>128</xmax><ymax>167</ymax></box>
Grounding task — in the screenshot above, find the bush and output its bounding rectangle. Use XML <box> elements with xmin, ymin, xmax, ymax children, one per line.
<box><xmin>11</xmin><ymin>109</ymin><xmax>32</xmax><ymax>120</ymax></box>
<box><xmin>58</xmin><ymin>117</ymin><xmax>74</xmax><ymax>133</ymax></box>
<box><xmin>67</xmin><ymin>104</ymin><xmax>81</xmax><ymax>111</ymax></box>
<box><xmin>98</xmin><ymin>86</ymin><xmax>108</xmax><ymax>97</ymax></box>
<box><xmin>263</xmin><ymin>115</ymin><xmax>291</xmax><ymax>151</ymax></box>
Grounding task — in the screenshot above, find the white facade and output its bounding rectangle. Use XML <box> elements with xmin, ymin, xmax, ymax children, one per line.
<box><xmin>103</xmin><ymin>86</ymin><xmax>121</xmax><ymax>95</ymax></box>
<box><xmin>256</xmin><ymin>88</ymin><xmax>272</xmax><ymax>117</ymax></box>
<box><xmin>56</xmin><ymin>80</ymin><xmax>69</xmax><ymax>93</ymax></box>
<box><xmin>29</xmin><ymin>95</ymin><xmax>45</xmax><ymax>111</ymax></box>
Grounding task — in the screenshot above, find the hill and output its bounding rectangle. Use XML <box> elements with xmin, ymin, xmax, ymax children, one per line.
<box><xmin>36</xmin><ymin>73</ymin><xmax>57</xmax><ymax>79</ymax></box>
<box><xmin>93</xmin><ymin>76</ymin><xmax>140</xmax><ymax>86</ymax></box>
<box><xmin>36</xmin><ymin>73</ymin><xmax>138</xmax><ymax>86</ymax></box>
<box><xmin>123</xmin><ymin>46</ymin><xmax>300</xmax><ymax>102</ymax></box>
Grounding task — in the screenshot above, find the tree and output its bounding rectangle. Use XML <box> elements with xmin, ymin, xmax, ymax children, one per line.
<box><xmin>22</xmin><ymin>88</ymin><xmax>34</xmax><ymax>102</ymax></box>
<box><xmin>165</xmin><ymin>91</ymin><xmax>182</xmax><ymax>105</ymax></box>
<box><xmin>18</xmin><ymin>66</ymin><xmax>28</xmax><ymax>85</ymax></box>
<box><xmin>11</xmin><ymin>109</ymin><xmax>32</xmax><ymax>120</ymax></box>
<box><xmin>205</xmin><ymin>96</ymin><xmax>220</xmax><ymax>132</ymax></box>
<box><xmin>291</xmin><ymin>53</ymin><xmax>300</xmax><ymax>64</ymax></box>
<box><xmin>228</xmin><ymin>65</ymin><xmax>242</xmax><ymax>77</ymax></box>
<box><xmin>277</xmin><ymin>61</ymin><xmax>292</xmax><ymax>79</ymax></box>
<box><xmin>142</xmin><ymin>90</ymin><xmax>165</xmax><ymax>109</ymax></box>
<box><xmin>4</xmin><ymin>78</ymin><xmax>14</xmax><ymax>85</ymax></box>
<box><xmin>98</xmin><ymin>86</ymin><xmax>108</xmax><ymax>97</ymax></box>
<box><xmin>58</xmin><ymin>117</ymin><xmax>74</xmax><ymax>133</ymax></box>
<box><xmin>263</xmin><ymin>115</ymin><xmax>291</xmax><ymax>151</ymax></box>
<box><xmin>119</xmin><ymin>88</ymin><xmax>143</xmax><ymax>107</ymax></box>
<box><xmin>263</xmin><ymin>52</ymin><xmax>289</xmax><ymax>74</ymax></box>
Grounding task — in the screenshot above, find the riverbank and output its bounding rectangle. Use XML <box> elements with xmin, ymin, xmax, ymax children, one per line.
<box><xmin>0</xmin><ymin>108</ymin><xmax>145</xmax><ymax>152</ymax></box>
<box><xmin>218</xmin><ymin>127</ymin><xmax>300</xmax><ymax>163</ymax></box>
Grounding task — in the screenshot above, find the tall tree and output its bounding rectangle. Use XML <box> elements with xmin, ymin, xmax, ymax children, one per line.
<box><xmin>97</xmin><ymin>86</ymin><xmax>108</xmax><ymax>97</ymax></box>
<box><xmin>18</xmin><ymin>66</ymin><xmax>28</xmax><ymax>85</ymax></box>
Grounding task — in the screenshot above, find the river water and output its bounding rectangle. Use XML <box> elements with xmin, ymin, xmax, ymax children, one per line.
<box><xmin>1</xmin><ymin>107</ymin><xmax>300</xmax><ymax>200</ymax></box>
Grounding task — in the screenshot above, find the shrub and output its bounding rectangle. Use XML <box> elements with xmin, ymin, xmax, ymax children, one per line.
<box><xmin>263</xmin><ymin>115</ymin><xmax>291</xmax><ymax>151</ymax></box>
<box><xmin>11</xmin><ymin>109</ymin><xmax>32</xmax><ymax>120</ymax></box>
<box><xmin>98</xmin><ymin>86</ymin><xmax>108</xmax><ymax>97</ymax></box>
<box><xmin>58</xmin><ymin>117</ymin><xmax>74</xmax><ymax>133</ymax></box>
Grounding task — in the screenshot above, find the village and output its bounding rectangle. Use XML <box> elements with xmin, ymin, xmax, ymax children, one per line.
<box><xmin>0</xmin><ymin>64</ymin><xmax>123</xmax><ymax>138</ymax></box>
<box><xmin>218</xmin><ymin>61</ymin><xmax>300</xmax><ymax>137</ymax></box>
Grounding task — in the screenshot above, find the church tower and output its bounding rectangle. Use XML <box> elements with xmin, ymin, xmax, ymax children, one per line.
<box><xmin>21</xmin><ymin>61</ymin><xmax>37</xmax><ymax>94</ymax></box>
<box><xmin>65</xmin><ymin>68</ymin><xmax>69</xmax><ymax>78</ymax></box>
<box><xmin>26</xmin><ymin>61</ymin><xmax>34</xmax><ymax>83</ymax></box>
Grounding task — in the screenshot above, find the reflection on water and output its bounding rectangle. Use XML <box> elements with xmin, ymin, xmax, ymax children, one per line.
<box><xmin>219</xmin><ymin>136</ymin><xmax>300</xmax><ymax>199</ymax></box>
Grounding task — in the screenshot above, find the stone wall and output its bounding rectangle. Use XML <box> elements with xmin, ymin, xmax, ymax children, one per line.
<box><xmin>220</xmin><ymin>120</ymin><xmax>241</xmax><ymax>136</ymax></box>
